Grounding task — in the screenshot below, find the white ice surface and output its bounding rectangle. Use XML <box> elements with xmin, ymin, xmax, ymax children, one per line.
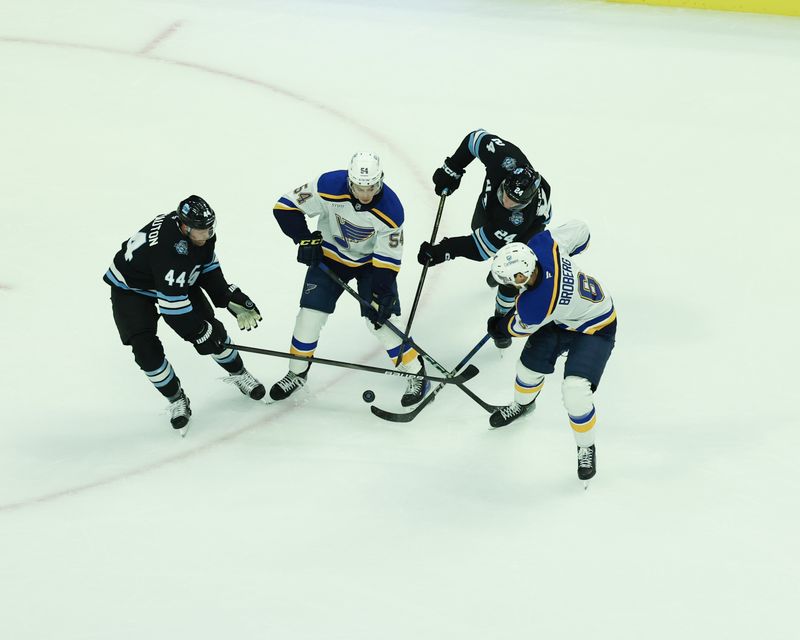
<box><xmin>1</xmin><ymin>1</ymin><xmax>798</xmax><ymax>638</ymax></box>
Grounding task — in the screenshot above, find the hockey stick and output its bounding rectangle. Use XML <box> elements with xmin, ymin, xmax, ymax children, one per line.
<box><xmin>318</xmin><ymin>263</ymin><xmax>497</xmax><ymax>412</ymax></box>
<box><xmin>395</xmin><ymin>193</ymin><xmax>446</xmax><ymax>365</ymax></box>
<box><xmin>229</xmin><ymin>343</ymin><xmax>480</xmax><ymax>385</ymax></box>
<box><xmin>371</xmin><ymin>333</ymin><xmax>493</xmax><ymax>423</ymax></box>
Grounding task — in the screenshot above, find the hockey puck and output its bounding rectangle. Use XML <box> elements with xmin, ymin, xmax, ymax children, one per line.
<box><xmin>362</xmin><ymin>390</ymin><xmax>375</xmax><ymax>403</ymax></box>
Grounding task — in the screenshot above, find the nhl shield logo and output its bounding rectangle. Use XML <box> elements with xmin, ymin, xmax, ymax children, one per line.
<box><xmin>174</xmin><ymin>240</ymin><xmax>189</xmax><ymax>255</ymax></box>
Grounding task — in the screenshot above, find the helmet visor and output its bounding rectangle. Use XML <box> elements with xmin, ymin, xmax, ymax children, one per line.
<box><xmin>497</xmin><ymin>182</ymin><xmax>533</xmax><ymax>211</ymax></box>
<box><xmin>350</xmin><ymin>180</ymin><xmax>382</xmax><ymax>199</ymax></box>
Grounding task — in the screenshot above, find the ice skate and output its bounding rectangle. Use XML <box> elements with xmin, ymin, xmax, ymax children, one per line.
<box><xmin>269</xmin><ymin>369</ymin><xmax>308</xmax><ymax>401</ymax></box>
<box><xmin>577</xmin><ymin>445</ymin><xmax>596</xmax><ymax>486</ymax></box>
<box><xmin>225</xmin><ymin>368</ymin><xmax>266</xmax><ymax>400</ymax></box>
<box><xmin>489</xmin><ymin>400</ymin><xmax>535</xmax><ymax>428</ymax></box>
<box><xmin>167</xmin><ymin>390</ymin><xmax>192</xmax><ymax>434</ymax></box>
<box><xmin>401</xmin><ymin>363</ymin><xmax>430</xmax><ymax>407</ymax></box>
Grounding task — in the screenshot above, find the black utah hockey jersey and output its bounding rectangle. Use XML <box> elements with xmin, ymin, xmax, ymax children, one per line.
<box><xmin>103</xmin><ymin>212</ymin><xmax>231</xmax><ymax>340</ymax></box>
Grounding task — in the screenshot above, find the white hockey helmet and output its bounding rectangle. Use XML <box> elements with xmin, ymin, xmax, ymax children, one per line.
<box><xmin>348</xmin><ymin>152</ymin><xmax>384</xmax><ymax>189</ymax></box>
<box><xmin>491</xmin><ymin>242</ymin><xmax>538</xmax><ymax>287</ymax></box>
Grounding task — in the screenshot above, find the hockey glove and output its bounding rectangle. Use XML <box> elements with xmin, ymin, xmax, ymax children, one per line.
<box><xmin>417</xmin><ymin>239</ymin><xmax>453</xmax><ymax>267</ymax></box>
<box><xmin>432</xmin><ymin>158</ymin><xmax>463</xmax><ymax>196</ymax></box>
<box><xmin>368</xmin><ymin>291</ymin><xmax>399</xmax><ymax>328</ymax></box>
<box><xmin>486</xmin><ymin>313</ymin><xmax>513</xmax><ymax>341</ymax></box>
<box><xmin>297</xmin><ymin>231</ymin><xmax>323</xmax><ymax>267</ymax></box>
<box><xmin>193</xmin><ymin>321</ymin><xmax>227</xmax><ymax>356</ymax></box>
<box><xmin>227</xmin><ymin>285</ymin><xmax>262</xmax><ymax>331</ymax></box>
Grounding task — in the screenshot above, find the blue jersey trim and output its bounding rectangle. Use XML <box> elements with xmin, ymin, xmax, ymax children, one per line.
<box><xmin>159</xmin><ymin>305</ymin><xmax>194</xmax><ymax>316</ymax></box>
<box><xmin>156</xmin><ymin>291</ymin><xmax>189</xmax><ymax>302</ymax></box>
<box><xmin>317</xmin><ymin>170</ymin><xmax>350</xmax><ymax>198</ymax></box>
<box><xmin>468</xmin><ymin>129</ymin><xmax>488</xmax><ymax>157</ymax></box>
<box><xmin>516</xmin><ymin>232</ymin><xmax>560</xmax><ymax>326</ymax></box>
<box><xmin>372</xmin><ymin>253</ymin><xmax>401</xmax><ymax>266</ymax></box>
<box><xmin>105</xmin><ymin>269</ymin><xmax>158</xmax><ymax>298</ymax></box>
<box><xmin>575</xmin><ymin>306</ymin><xmax>616</xmax><ymax>333</ymax></box>
<box><xmin>572</xmin><ymin>235</ymin><xmax>590</xmax><ymax>256</ymax></box>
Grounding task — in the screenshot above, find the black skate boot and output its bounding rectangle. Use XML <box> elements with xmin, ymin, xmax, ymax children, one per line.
<box><xmin>269</xmin><ymin>369</ymin><xmax>308</xmax><ymax>401</ymax></box>
<box><xmin>489</xmin><ymin>400</ymin><xmax>535</xmax><ymax>428</ymax></box>
<box><xmin>225</xmin><ymin>368</ymin><xmax>266</xmax><ymax>400</ymax></box>
<box><xmin>577</xmin><ymin>445</ymin><xmax>596</xmax><ymax>481</ymax></box>
<box><xmin>401</xmin><ymin>363</ymin><xmax>430</xmax><ymax>407</ymax></box>
<box><xmin>167</xmin><ymin>390</ymin><xmax>192</xmax><ymax>430</ymax></box>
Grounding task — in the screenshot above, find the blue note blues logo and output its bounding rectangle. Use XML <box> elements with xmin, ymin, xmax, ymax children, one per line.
<box><xmin>333</xmin><ymin>214</ymin><xmax>375</xmax><ymax>248</ymax></box>
<box><xmin>174</xmin><ymin>240</ymin><xmax>189</xmax><ymax>255</ymax></box>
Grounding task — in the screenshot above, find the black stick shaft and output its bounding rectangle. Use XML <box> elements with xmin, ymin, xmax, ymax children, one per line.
<box><xmin>228</xmin><ymin>343</ymin><xmax>466</xmax><ymax>384</ymax></box>
<box><xmin>401</xmin><ymin>194</ymin><xmax>447</xmax><ymax>350</ymax></box>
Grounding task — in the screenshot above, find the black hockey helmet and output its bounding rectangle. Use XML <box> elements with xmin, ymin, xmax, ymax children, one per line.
<box><xmin>498</xmin><ymin>166</ymin><xmax>541</xmax><ymax>210</ymax></box>
<box><xmin>177</xmin><ymin>195</ymin><xmax>216</xmax><ymax>230</ymax></box>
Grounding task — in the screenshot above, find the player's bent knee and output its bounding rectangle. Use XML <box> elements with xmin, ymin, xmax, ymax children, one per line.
<box><xmin>562</xmin><ymin>376</ymin><xmax>593</xmax><ymax>415</ymax></box>
<box><xmin>516</xmin><ymin>359</ymin><xmax>545</xmax><ymax>385</ymax></box>
<box><xmin>129</xmin><ymin>331</ymin><xmax>165</xmax><ymax>371</ymax></box>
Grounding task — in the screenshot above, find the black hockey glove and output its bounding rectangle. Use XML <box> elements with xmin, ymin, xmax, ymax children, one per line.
<box><xmin>297</xmin><ymin>231</ymin><xmax>323</xmax><ymax>267</ymax></box>
<box><xmin>193</xmin><ymin>321</ymin><xmax>227</xmax><ymax>356</ymax></box>
<box><xmin>486</xmin><ymin>313</ymin><xmax>513</xmax><ymax>341</ymax></box>
<box><xmin>417</xmin><ymin>239</ymin><xmax>453</xmax><ymax>267</ymax></box>
<box><xmin>432</xmin><ymin>157</ymin><xmax>463</xmax><ymax>196</ymax></box>
<box><xmin>226</xmin><ymin>285</ymin><xmax>262</xmax><ymax>331</ymax></box>
<box><xmin>368</xmin><ymin>291</ymin><xmax>399</xmax><ymax>328</ymax></box>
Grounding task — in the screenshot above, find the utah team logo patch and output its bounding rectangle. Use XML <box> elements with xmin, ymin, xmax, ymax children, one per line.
<box><xmin>174</xmin><ymin>240</ymin><xmax>189</xmax><ymax>255</ymax></box>
<box><xmin>501</xmin><ymin>156</ymin><xmax>517</xmax><ymax>171</ymax></box>
<box><xmin>509</xmin><ymin>212</ymin><xmax>524</xmax><ymax>226</ymax></box>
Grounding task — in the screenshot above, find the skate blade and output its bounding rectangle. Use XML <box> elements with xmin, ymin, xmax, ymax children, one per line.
<box><xmin>178</xmin><ymin>424</ymin><xmax>191</xmax><ymax>438</ymax></box>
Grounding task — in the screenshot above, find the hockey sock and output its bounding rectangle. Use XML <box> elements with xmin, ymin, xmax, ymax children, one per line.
<box><xmin>288</xmin><ymin>308</ymin><xmax>329</xmax><ymax>375</ymax></box>
<box><xmin>562</xmin><ymin>376</ymin><xmax>596</xmax><ymax>447</ymax></box>
<box><xmin>212</xmin><ymin>337</ymin><xmax>244</xmax><ymax>374</ymax></box>
<box><xmin>514</xmin><ymin>360</ymin><xmax>544</xmax><ymax>406</ymax></box>
<box><xmin>144</xmin><ymin>358</ymin><xmax>181</xmax><ymax>399</ymax></box>
<box><xmin>367</xmin><ymin>320</ymin><xmax>421</xmax><ymax>372</ymax></box>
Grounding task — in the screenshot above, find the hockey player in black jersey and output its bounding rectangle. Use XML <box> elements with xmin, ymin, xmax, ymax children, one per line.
<box><xmin>417</xmin><ymin>129</ymin><xmax>553</xmax><ymax>348</ymax></box>
<box><xmin>104</xmin><ymin>195</ymin><xmax>266</xmax><ymax>431</ymax></box>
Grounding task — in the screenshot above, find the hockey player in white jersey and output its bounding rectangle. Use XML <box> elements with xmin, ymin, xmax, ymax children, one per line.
<box><xmin>270</xmin><ymin>152</ymin><xmax>428</xmax><ymax>405</ymax></box>
<box><xmin>485</xmin><ymin>220</ymin><xmax>617</xmax><ymax>481</ymax></box>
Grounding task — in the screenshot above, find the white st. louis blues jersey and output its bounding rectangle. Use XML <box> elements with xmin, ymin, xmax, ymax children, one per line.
<box><xmin>506</xmin><ymin>219</ymin><xmax>617</xmax><ymax>337</ymax></box>
<box><xmin>274</xmin><ymin>170</ymin><xmax>404</xmax><ymax>274</ymax></box>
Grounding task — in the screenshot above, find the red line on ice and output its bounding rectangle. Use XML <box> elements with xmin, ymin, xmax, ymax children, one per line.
<box><xmin>139</xmin><ymin>21</ymin><xmax>183</xmax><ymax>55</ymax></box>
<box><xmin>0</xmin><ymin>35</ymin><xmax>433</xmax><ymax>512</ymax></box>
